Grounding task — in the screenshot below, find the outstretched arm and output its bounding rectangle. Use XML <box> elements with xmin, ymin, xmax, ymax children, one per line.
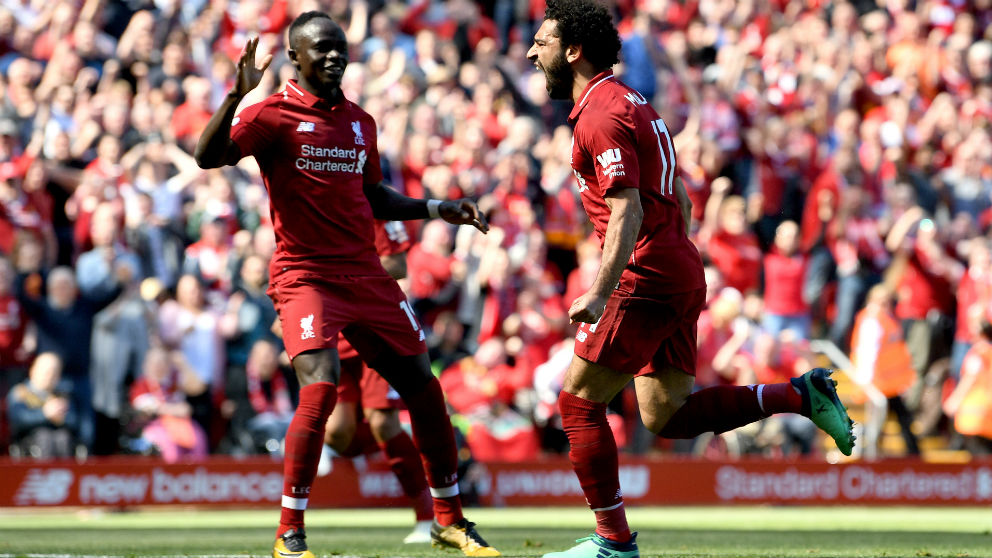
<box><xmin>363</xmin><ymin>182</ymin><xmax>489</xmax><ymax>233</ymax></box>
<box><xmin>194</xmin><ymin>37</ymin><xmax>272</xmax><ymax>169</ymax></box>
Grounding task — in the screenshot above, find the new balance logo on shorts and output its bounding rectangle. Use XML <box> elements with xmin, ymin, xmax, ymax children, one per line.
<box><xmin>296</xmin><ymin>121</ymin><xmax>315</xmax><ymax>132</ymax></box>
<box><xmin>300</xmin><ymin>314</ymin><xmax>316</xmax><ymax>340</ymax></box>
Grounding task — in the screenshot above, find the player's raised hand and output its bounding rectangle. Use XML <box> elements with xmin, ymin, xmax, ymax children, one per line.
<box><xmin>233</xmin><ymin>37</ymin><xmax>272</xmax><ymax>97</ymax></box>
<box><xmin>568</xmin><ymin>292</ymin><xmax>608</xmax><ymax>324</ymax></box>
<box><xmin>440</xmin><ymin>199</ymin><xmax>489</xmax><ymax>233</ymax></box>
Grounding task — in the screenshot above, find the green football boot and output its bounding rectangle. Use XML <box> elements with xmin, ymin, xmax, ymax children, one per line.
<box><xmin>792</xmin><ymin>367</ymin><xmax>856</xmax><ymax>455</ymax></box>
<box><xmin>542</xmin><ymin>533</ymin><xmax>638</xmax><ymax>558</ymax></box>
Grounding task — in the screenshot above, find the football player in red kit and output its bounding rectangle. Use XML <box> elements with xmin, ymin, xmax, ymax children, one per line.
<box><xmin>323</xmin><ymin>219</ymin><xmax>434</xmax><ymax>544</ymax></box>
<box><xmin>195</xmin><ymin>12</ymin><xmax>498</xmax><ymax>558</ymax></box>
<box><xmin>526</xmin><ymin>2</ymin><xmax>855</xmax><ymax>557</ymax></box>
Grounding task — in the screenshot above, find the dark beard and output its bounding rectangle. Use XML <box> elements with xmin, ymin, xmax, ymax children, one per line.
<box><xmin>544</xmin><ymin>49</ymin><xmax>573</xmax><ymax>100</ymax></box>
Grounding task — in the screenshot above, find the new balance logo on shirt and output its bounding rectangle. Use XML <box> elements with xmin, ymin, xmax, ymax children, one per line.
<box><xmin>296</xmin><ymin>121</ymin><xmax>316</xmax><ymax>132</ymax></box>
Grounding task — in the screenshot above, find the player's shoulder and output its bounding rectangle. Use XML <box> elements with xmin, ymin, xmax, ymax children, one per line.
<box><xmin>345</xmin><ymin>100</ymin><xmax>377</xmax><ymax>125</ymax></box>
<box><xmin>580</xmin><ymin>78</ymin><xmax>641</xmax><ymax>123</ymax></box>
<box><xmin>235</xmin><ymin>90</ymin><xmax>286</xmax><ymax>123</ymax></box>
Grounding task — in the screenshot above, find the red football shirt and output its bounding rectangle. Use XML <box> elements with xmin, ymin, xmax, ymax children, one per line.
<box><xmin>956</xmin><ymin>269</ymin><xmax>992</xmax><ymax>342</ymax></box>
<box><xmin>231</xmin><ymin>80</ymin><xmax>385</xmax><ymax>280</ymax></box>
<box><xmin>762</xmin><ymin>249</ymin><xmax>808</xmax><ymax>316</ymax></box>
<box><xmin>707</xmin><ymin>229</ymin><xmax>762</xmax><ymax>295</ymax></box>
<box><xmin>569</xmin><ymin>71</ymin><xmax>704</xmax><ymax>296</ymax></box>
<box><xmin>373</xmin><ymin>219</ymin><xmax>414</xmax><ymax>257</ymax></box>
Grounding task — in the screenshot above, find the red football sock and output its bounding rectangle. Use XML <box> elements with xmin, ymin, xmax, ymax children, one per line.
<box><xmin>403</xmin><ymin>378</ymin><xmax>462</xmax><ymax>526</ymax></box>
<box><xmin>279</xmin><ymin>382</ymin><xmax>337</xmax><ymax>537</ymax></box>
<box><xmin>559</xmin><ymin>391</ymin><xmax>631</xmax><ymax>543</ymax></box>
<box><xmin>339</xmin><ymin>421</ymin><xmax>379</xmax><ymax>457</ymax></box>
<box><xmin>381</xmin><ymin>431</ymin><xmax>434</xmax><ymax>521</ymax></box>
<box><xmin>759</xmin><ymin>382</ymin><xmax>803</xmax><ymax>414</ymax></box>
<box><xmin>658</xmin><ymin>383</ymin><xmax>801</xmax><ymax>438</ymax></box>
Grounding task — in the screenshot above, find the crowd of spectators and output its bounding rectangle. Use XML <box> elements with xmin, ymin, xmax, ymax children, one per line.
<box><xmin>1</xmin><ymin>0</ymin><xmax>991</xmax><ymax>463</ymax></box>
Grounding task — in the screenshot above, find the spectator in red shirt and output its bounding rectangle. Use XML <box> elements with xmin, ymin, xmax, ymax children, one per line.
<box><xmin>743</xmin><ymin>331</ymin><xmax>818</xmax><ymax>455</ymax></box>
<box><xmin>170</xmin><ymin>76</ymin><xmax>215</xmax><ymax>153</ymax></box>
<box><xmin>704</xmin><ymin>194</ymin><xmax>762</xmax><ymax>295</ymax></box>
<box><xmin>951</xmin><ymin>240</ymin><xmax>992</xmax><ymax>381</ymax></box>
<box><xmin>407</xmin><ymin>219</ymin><xmax>459</xmax><ymax>324</ymax></box>
<box><xmin>0</xmin><ymin>254</ymin><xmax>28</xmax><ymax>450</ymax></box>
<box><xmin>439</xmin><ymin>338</ymin><xmax>540</xmax><ymax>462</ymax></box>
<box><xmin>886</xmin><ymin>206</ymin><xmax>963</xmax><ymax>407</ymax></box>
<box><xmin>829</xmin><ymin>185</ymin><xmax>890</xmax><ymax>350</ymax></box>
<box><xmin>696</xmin><ymin>288</ymin><xmax>748</xmax><ymax>388</ymax></box>
<box><xmin>0</xmin><ymin>255</ymin><xmax>26</xmax><ymax>368</ymax></box>
<box><xmin>761</xmin><ymin>220</ymin><xmax>810</xmax><ymax>337</ymax></box>
<box><xmin>183</xmin><ymin>215</ymin><xmax>231</xmax><ymax>293</ymax></box>
<box><xmin>399</xmin><ymin>0</ymin><xmax>498</xmax><ymax>63</ymax></box>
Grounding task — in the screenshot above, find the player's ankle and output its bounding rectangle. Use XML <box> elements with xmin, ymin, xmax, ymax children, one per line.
<box><xmin>276</xmin><ymin>524</ymin><xmax>302</xmax><ymax>538</ymax></box>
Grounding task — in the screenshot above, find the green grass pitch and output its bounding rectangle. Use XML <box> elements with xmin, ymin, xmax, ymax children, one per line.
<box><xmin>1</xmin><ymin>506</ymin><xmax>990</xmax><ymax>557</ymax></box>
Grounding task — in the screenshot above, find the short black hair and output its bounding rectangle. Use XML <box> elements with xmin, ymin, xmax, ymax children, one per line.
<box><xmin>288</xmin><ymin>11</ymin><xmax>334</xmax><ymax>48</ymax></box>
<box><xmin>544</xmin><ymin>0</ymin><xmax>621</xmax><ymax>71</ymax></box>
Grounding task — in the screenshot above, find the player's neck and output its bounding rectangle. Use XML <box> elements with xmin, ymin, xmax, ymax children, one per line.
<box><xmin>296</xmin><ymin>76</ymin><xmax>345</xmax><ymax>106</ymax></box>
<box><xmin>570</xmin><ymin>61</ymin><xmax>602</xmax><ymax>104</ymax></box>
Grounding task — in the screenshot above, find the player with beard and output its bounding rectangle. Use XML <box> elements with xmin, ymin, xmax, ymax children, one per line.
<box><xmin>526</xmin><ymin>2</ymin><xmax>855</xmax><ymax>557</ymax></box>
<box><xmin>195</xmin><ymin>12</ymin><xmax>499</xmax><ymax>558</ymax></box>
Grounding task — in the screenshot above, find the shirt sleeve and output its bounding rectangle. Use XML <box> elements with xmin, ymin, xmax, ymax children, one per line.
<box><xmin>361</xmin><ymin>116</ymin><xmax>384</xmax><ymax>185</ymax></box>
<box><xmin>230</xmin><ymin>100</ymin><xmax>278</xmax><ymax>159</ymax></box>
<box><xmin>579</xmin><ymin>108</ymin><xmax>641</xmax><ymax>197</ymax></box>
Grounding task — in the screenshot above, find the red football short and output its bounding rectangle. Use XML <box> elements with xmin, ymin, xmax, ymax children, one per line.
<box><xmin>268</xmin><ymin>273</ymin><xmax>426</xmax><ymax>361</ymax></box>
<box><xmin>573</xmin><ymin>287</ymin><xmax>705</xmax><ymax>377</ymax></box>
<box><xmin>336</xmin><ymin>354</ymin><xmax>402</xmax><ymax>410</ymax></box>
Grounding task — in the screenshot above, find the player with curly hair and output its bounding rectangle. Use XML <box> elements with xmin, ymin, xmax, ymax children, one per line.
<box><xmin>527</xmin><ymin>2</ymin><xmax>856</xmax><ymax>557</ymax></box>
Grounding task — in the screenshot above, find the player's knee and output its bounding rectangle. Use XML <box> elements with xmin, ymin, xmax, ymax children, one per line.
<box><xmin>367</xmin><ymin>409</ymin><xmax>401</xmax><ymax>441</ymax></box>
<box><xmin>324</xmin><ymin>423</ymin><xmax>354</xmax><ymax>452</ymax></box>
<box><xmin>641</xmin><ymin>398</ymin><xmax>686</xmax><ymax>435</ymax></box>
<box><xmin>293</xmin><ymin>349</ymin><xmax>339</xmax><ymax>385</ymax></box>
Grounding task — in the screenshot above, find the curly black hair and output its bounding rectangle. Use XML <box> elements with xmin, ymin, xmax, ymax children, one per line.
<box><xmin>544</xmin><ymin>0</ymin><xmax>622</xmax><ymax>72</ymax></box>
